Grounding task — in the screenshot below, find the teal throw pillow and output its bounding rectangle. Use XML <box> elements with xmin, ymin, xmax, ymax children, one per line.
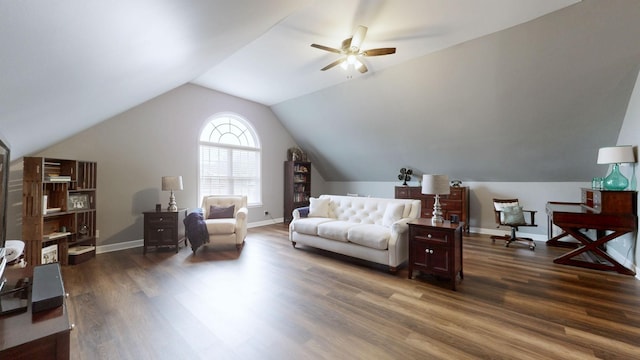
<box><xmin>502</xmin><ymin>206</ymin><xmax>525</xmax><ymax>225</ymax></box>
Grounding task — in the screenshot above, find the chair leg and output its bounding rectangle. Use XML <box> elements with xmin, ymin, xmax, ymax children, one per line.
<box><xmin>491</xmin><ymin>227</ymin><xmax>535</xmax><ymax>251</ymax></box>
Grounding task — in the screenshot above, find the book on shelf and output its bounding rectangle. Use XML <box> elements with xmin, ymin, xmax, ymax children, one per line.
<box><xmin>68</xmin><ymin>245</ymin><xmax>95</xmax><ymax>256</ymax></box>
<box><xmin>45</xmin><ymin>174</ymin><xmax>71</xmax><ymax>182</ymax></box>
<box><xmin>44</xmin><ymin>232</ymin><xmax>71</xmax><ymax>240</ymax></box>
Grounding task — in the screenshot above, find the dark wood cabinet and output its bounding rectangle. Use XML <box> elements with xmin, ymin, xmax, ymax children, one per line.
<box><xmin>284</xmin><ymin>161</ymin><xmax>311</xmax><ymax>223</ymax></box>
<box><xmin>143</xmin><ymin>209</ymin><xmax>186</xmax><ymax>254</ymax></box>
<box><xmin>22</xmin><ymin>157</ymin><xmax>97</xmax><ymax>268</ymax></box>
<box><xmin>0</xmin><ymin>267</ymin><xmax>71</xmax><ymax>359</ymax></box>
<box><xmin>408</xmin><ymin>218</ymin><xmax>463</xmax><ymax>290</ymax></box>
<box><xmin>395</xmin><ymin>186</ymin><xmax>469</xmax><ymax>232</ymax></box>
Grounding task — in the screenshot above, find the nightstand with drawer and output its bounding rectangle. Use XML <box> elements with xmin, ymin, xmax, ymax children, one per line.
<box><xmin>407</xmin><ymin>218</ymin><xmax>463</xmax><ymax>290</ymax></box>
<box><xmin>143</xmin><ymin>209</ymin><xmax>187</xmax><ymax>254</ymax></box>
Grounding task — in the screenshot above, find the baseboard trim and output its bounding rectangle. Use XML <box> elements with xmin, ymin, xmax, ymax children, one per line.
<box><xmin>94</xmin><ymin>223</ymin><xmax>639</xmax><ymax>280</ymax></box>
<box><xmin>470</xmin><ymin>227</ymin><xmax>548</xmax><ymax>241</ymax></box>
<box><xmin>96</xmin><ymin>239</ymin><xmax>143</xmax><ymax>254</ymax></box>
<box><xmin>95</xmin><ymin>218</ymin><xmax>286</xmax><ymax>254</ymax></box>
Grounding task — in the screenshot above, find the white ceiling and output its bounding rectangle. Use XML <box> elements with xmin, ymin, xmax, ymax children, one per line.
<box><xmin>0</xmin><ymin>0</ymin><xmax>579</xmax><ymax>159</ymax></box>
<box><xmin>194</xmin><ymin>0</ymin><xmax>581</xmax><ymax>106</ymax></box>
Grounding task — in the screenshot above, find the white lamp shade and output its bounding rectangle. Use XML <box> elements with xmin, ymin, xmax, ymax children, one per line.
<box><xmin>162</xmin><ymin>176</ymin><xmax>183</xmax><ymax>191</ymax></box>
<box><xmin>597</xmin><ymin>146</ymin><xmax>636</xmax><ymax>164</ymax></box>
<box><xmin>422</xmin><ymin>175</ymin><xmax>450</xmax><ymax>195</ymax></box>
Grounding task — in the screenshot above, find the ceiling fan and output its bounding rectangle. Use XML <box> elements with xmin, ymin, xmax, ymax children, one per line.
<box><xmin>311</xmin><ymin>25</ymin><xmax>396</xmax><ymax>74</ymax></box>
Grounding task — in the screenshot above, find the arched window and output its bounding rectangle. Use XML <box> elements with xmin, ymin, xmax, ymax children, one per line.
<box><xmin>199</xmin><ymin>113</ymin><xmax>261</xmax><ymax>205</ymax></box>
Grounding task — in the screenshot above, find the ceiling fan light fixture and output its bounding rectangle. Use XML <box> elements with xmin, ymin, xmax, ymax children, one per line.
<box><xmin>311</xmin><ymin>25</ymin><xmax>396</xmax><ymax>74</ymax></box>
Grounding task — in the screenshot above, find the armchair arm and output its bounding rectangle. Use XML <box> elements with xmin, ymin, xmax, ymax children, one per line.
<box><xmin>235</xmin><ymin>207</ymin><xmax>248</xmax><ymax>243</ymax></box>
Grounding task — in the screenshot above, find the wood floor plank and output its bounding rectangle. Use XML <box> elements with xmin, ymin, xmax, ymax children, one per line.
<box><xmin>61</xmin><ymin>224</ymin><xmax>640</xmax><ymax>359</ymax></box>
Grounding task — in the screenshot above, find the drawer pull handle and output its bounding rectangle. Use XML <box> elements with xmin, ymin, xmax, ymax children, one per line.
<box><xmin>427</xmin><ymin>234</ymin><xmax>432</xmax><ymax>238</ymax></box>
<box><xmin>157</xmin><ymin>229</ymin><xmax>164</xmax><ymax>232</ymax></box>
<box><xmin>425</xmin><ymin>249</ymin><xmax>434</xmax><ymax>254</ymax></box>
<box><xmin>159</xmin><ymin>217</ymin><xmax>163</xmax><ymax>221</ymax></box>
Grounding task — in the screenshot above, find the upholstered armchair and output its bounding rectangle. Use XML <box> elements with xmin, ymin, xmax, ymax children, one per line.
<box><xmin>201</xmin><ymin>195</ymin><xmax>248</xmax><ymax>250</ymax></box>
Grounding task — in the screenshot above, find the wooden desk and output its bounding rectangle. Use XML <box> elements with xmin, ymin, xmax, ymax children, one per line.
<box><xmin>546</xmin><ymin>190</ymin><xmax>637</xmax><ymax>275</ymax></box>
<box><xmin>0</xmin><ymin>267</ymin><xmax>71</xmax><ymax>359</ymax></box>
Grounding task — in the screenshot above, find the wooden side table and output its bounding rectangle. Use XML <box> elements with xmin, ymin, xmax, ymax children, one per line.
<box><xmin>143</xmin><ymin>209</ymin><xmax>187</xmax><ymax>254</ymax></box>
<box><xmin>407</xmin><ymin>218</ymin><xmax>463</xmax><ymax>290</ymax></box>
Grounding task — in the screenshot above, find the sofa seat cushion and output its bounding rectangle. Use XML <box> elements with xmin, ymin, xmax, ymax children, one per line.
<box><xmin>317</xmin><ymin>220</ymin><xmax>355</xmax><ymax>242</ymax></box>
<box><xmin>292</xmin><ymin>217</ymin><xmax>334</xmax><ymax>235</ymax></box>
<box><xmin>205</xmin><ymin>218</ymin><xmax>236</xmax><ymax>234</ymax></box>
<box><xmin>347</xmin><ymin>224</ymin><xmax>390</xmax><ymax>250</ymax></box>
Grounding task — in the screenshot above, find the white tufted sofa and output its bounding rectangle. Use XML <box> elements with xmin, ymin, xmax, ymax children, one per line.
<box><xmin>289</xmin><ymin>195</ymin><xmax>421</xmax><ymax>272</ymax></box>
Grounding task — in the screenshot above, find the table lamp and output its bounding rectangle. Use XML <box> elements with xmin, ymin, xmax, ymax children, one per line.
<box><xmin>422</xmin><ymin>174</ymin><xmax>450</xmax><ymax>223</ymax></box>
<box><xmin>597</xmin><ymin>146</ymin><xmax>636</xmax><ymax>190</ymax></box>
<box><xmin>162</xmin><ymin>176</ymin><xmax>183</xmax><ymax>211</ymax></box>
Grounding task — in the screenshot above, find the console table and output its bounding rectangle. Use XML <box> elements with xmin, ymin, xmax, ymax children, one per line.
<box><xmin>546</xmin><ymin>188</ymin><xmax>637</xmax><ymax>275</ymax></box>
<box><xmin>0</xmin><ymin>267</ymin><xmax>71</xmax><ymax>359</ymax></box>
<box><xmin>396</xmin><ymin>186</ymin><xmax>469</xmax><ymax>232</ymax></box>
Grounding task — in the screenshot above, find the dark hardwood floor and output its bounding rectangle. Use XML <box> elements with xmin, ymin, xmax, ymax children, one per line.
<box><xmin>61</xmin><ymin>224</ymin><xmax>640</xmax><ymax>359</ymax></box>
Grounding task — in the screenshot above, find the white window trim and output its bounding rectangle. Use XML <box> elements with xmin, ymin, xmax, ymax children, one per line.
<box><xmin>198</xmin><ymin>113</ymin><xmax>262</xmax><ymax>207</ymax></box>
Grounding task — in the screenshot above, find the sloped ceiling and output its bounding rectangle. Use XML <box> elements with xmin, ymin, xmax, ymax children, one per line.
<box><xmin>272</xmin><ymin>0</ymin><xmax>640</xmax><ymax>181</ymax></box>
<box><xmin>2</xmin><ymin>1</ymin><xmax>639</xmax><ymax>184</ymax></box>
<box><xmin>0</xmin><ymin>0</ymin><xmax>307</xmax><ymax>158</ymax></box>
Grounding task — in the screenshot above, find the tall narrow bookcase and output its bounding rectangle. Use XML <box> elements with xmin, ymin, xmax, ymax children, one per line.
<box><xmin>22</xmin><ymin>157</ymin><xmax>97</xmax><ymax>267</ymax></box>
<box><xmin>284</xmin><ymin>161</ymin><xmax>311</xmax><ymax>223</ymax></box>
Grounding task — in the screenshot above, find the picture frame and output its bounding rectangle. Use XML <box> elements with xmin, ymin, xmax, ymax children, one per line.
<box><xmin>68</xmin><ymin>193</ymin><xmax>90</xmax><ymax>210</ymax></box>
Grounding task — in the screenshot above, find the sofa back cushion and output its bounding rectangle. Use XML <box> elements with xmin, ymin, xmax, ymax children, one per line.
<box><xmin>318</xmin><ymin>195</ymin><xmax>420</xmax><ymax>226</ymax></box>
<box><xmin>308</xmin><ymin>197</ymin><xmax>330</xmax><ymax>217</ymax></box>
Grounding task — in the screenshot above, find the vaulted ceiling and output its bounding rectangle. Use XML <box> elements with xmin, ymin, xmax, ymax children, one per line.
<box><xmin>2</xmin><ymin>0</ymin><xmax>639</xmax><ymax>182</ymax></box>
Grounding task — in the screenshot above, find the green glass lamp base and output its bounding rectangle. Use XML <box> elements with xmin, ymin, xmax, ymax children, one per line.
<box><xmin>603</xmin><ymin>163</ymin><xmax>629</xmax><ymax>190</ymax></box>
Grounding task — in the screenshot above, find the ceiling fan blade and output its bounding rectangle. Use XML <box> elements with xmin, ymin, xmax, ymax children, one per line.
<box><xmin>310</xmin><ymin>43</ymin><xmax>342</xmax><ymax>54</ymax></box>
<box><xmin>357</xmin><ymin>62</ymin><xmax>368</xmax><ymax>74</ymax></box>
<box><xmin>341</xmin><ymin>37</ymin><xmax>352</xmax><ymax>51</ymax></box>
<box><xmin>351</xmin><ymin>25</ymin><xmax>368</xmax><ymax>51</ymax></box>
<box><xmin>362</xmin><ymin>48</ymin><xmax>396</xmax><ymax>56</ymax></box>
<box><xmin>321</xmin><ymin>57</ymin><xmax>346</xmax><ymax>71</ymax></box>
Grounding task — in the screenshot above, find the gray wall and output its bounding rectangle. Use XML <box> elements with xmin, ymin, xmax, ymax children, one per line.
<box><xmin>7</xmin><ymin>84</ymin><xmax>327</xmax><ymax>246</ymax></box>
<box><xmin>612</xmin><ymin>69</ymin><xmax>640</xmax><ymax>273</ymax></box>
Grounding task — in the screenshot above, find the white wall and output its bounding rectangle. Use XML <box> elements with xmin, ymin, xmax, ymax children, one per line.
<box><xmin>7</xmin><ymin>84</ymin><xmax>310</xmax><ymax>246</ymax></box>
<box><xmin>326</xmin><ymin>180</ymin><xmax>588</xmax><ymax>240</ymax></box>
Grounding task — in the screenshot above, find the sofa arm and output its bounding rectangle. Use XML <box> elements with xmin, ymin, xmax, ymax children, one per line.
<box><xmin>388</xmin><ymin>217</ymin><xmax>414</xmax><ymax>267</ymax></box>
<box><xmin>292</xmin><ymin>206</ymin><xmax>309</xmax><ymax>220</ymax></box>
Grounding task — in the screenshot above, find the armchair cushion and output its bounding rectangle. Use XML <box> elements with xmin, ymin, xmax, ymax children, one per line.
<box><xmin>208</xmin><ymin>204</ymin><xmax>235</xmax><ymax>219</ymax></box>
<box><xmin>205</xmin><ymin>218</ymin><xmax>236</xmax><ymax>234</ymax></box>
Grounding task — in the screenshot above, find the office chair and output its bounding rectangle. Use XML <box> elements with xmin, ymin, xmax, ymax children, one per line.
<box><xmin>490</xmin><ymin>198</ymin><xmax>537</xmax><ymax>250</ymax></box>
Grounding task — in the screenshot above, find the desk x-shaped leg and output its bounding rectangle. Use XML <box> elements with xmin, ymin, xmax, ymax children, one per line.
<box><xmin>553</xmin><ymin>228</ymin><xmax>635</xmax><ymax>275</ymax></box>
